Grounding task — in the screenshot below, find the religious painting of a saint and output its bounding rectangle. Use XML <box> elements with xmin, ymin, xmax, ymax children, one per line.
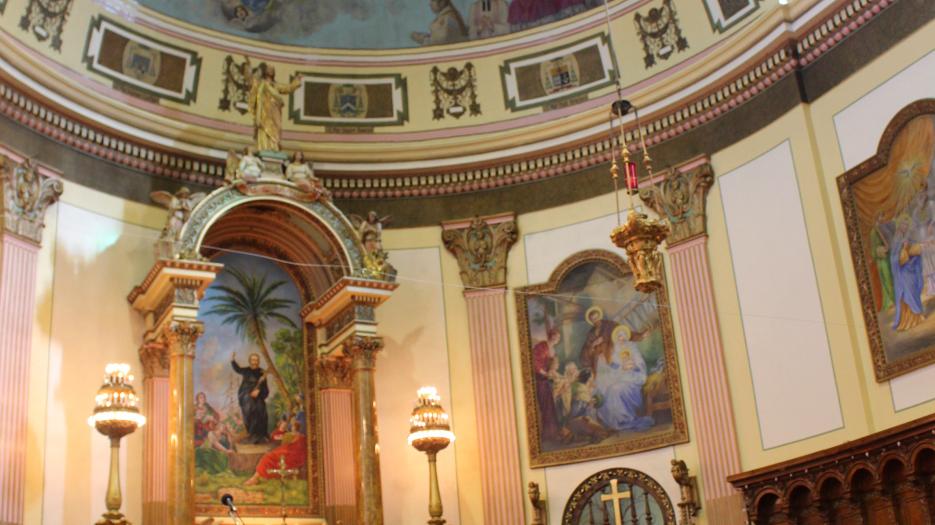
<box><xmin>516</xmin><ymin>250</ymin><xmax>687</xmax><ymax>467</ymax></box>
<box><xmin>193</xmin><ymin>252</ymin><xmax>315</xmax><ymax>515</ymax></box>
<box><xmin>839</xmin><ymin>100</ymin><xmax>935</xmax><ymax>381</ymax></box>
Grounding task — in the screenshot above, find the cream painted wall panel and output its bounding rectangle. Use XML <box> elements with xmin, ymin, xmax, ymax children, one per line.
<box><xmin>42</xmin><ymin>202</ymin><xmax>155</xmax><ymax>524</ymax></box>
<box><xmin>521</xmin><ymin>212</ymin><xmax>680</xmax><ymax>525</ymax></box>
<box><xmin>375</xmin><ymin>247</ymin><xmax>461</xmax><ymax>524</ymax></box>
<box><xmin>832</xmin><ymin>50</ymin><xmax>935</xmax><ymax>410</ymax></box>
<box><xmin>834</xmin><ymin>51</ymin><xmax>935</xmax><ymax>171</ymax></box>
<box><xmin>719</xmin><ymin>141</ymin><xmax>842</xmax><ymax>449</ymax></box>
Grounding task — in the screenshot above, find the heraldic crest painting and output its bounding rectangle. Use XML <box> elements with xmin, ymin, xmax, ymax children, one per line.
<box><xmin>839</xmin><ymin>99</ymin><xmax>935</xmax><ymax>381</ymax></box>
<box><xmin>516</xmin><ymin>250</ymin><xmax>687</xmax><ymax>467</ymax></box>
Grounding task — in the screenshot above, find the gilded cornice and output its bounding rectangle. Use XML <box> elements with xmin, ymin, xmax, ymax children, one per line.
<box><xmin>0</xmin><ymin>0</ymin><xmax>908</xmax><ymax>199</ymax></box>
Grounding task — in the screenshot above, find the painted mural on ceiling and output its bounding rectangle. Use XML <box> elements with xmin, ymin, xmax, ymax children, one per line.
<box><xmin>139</xmin><ymin>0</ymin><xmax>604</xmax><ymax>49</ymax></box>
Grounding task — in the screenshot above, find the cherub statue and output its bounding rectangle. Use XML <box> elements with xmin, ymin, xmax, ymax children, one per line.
<box><xmin>528</xmin><ymin>482</ymin><xmax>545</xmax><ymax>525</ymax></box>
<box><xmin>238</xmin><ymin>146</ymin><xmax>263</xmax><ymax>182</ymax></box>
<box><xmin>150</xmin><ymin>187</ymin><xmax>206</xmax><ymax>257</ymax></box>
<box><xmin>285</xmin><ymin>151</ymin><xmax>319</xmax><ymax>190</ymax></box>
<box><xmin>224</xmin><ymin>149</ymin><xmax>240</xmax><ymax>184</ymax></box>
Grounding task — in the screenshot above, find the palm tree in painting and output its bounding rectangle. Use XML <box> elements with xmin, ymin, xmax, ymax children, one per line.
<box><xmin>205</xmin><ymin>266</ymin><xmax>297</xmax><ymax>412</ymax></box>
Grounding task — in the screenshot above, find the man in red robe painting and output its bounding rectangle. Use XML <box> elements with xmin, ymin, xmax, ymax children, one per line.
<box><xmin>244</xmin><ymin>419</ymin><xmax>306</xmax><ymax>485</ymax></box>
<box><xmin>533</xmin><ymin>328</ymin><xmax>562</xmax><ymax>441</ymax></box>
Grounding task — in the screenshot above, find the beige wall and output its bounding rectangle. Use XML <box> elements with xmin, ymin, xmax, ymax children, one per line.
<box><xmin>19</xmin><ymin>16</ymin><xmax>935</xmax><ymax>525</ymax></box>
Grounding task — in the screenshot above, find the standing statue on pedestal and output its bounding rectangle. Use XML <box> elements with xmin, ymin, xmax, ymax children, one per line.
<box><xmin>150</xmin><ymin>187</ymin><xmax>206</xmax><ymax>258</ymax></box>
<box><xmin>242</xmin><ymin>57</ymin><xmax>301</xmax><ymax>152</ymax></box>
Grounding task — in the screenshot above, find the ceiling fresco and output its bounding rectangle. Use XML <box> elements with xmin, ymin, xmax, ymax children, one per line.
<box><xmin>139</xmin><ymin>0</ymin><xmax>604</xmax><ymax>49</ymax></box>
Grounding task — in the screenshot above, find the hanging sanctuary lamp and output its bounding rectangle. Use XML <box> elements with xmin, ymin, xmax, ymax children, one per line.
<box><xmin>602</xmin><ymin>0</ymin><xmax>669</xmax><ymax>293</ymax></box>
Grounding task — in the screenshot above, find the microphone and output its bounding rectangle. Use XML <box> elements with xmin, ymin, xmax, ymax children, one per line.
<box><xmin>220</xmin><ymin>493</ymin><xmax>237</xmax><ymax>512</ymax></box>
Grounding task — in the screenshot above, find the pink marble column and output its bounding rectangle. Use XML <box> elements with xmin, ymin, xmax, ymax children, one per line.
<box><xmin>642</xmin><ymin>159</ymin><xmax>743</xmax><ymax>523</ymax></box>
<box><xmin>0</xmin><ymin>233</ymin><xmax>40</xmax><ymax>525</ymax></box>
<box><xmin>321</xmin><ymin>388</ymin><xmax>357</xmax><ymax>525</ymax></box>
<box><xmin>140</xmin><ymin>342</ymin><xmax>170</xmax><ymax>525</ymax></box>
<box><xmin>0</xmin><ymin>154</ymin><xmax>61</xmax><ymax>525</ymax></box>
<box><xmin>463</xmin><ymin>288</ymin><xmax>525</xmax><ymax>525</ymax></box>
<box><xmin>668</xmin><ymin>237</ymin><xmax>743</xmax><ymax>522</ymax></box>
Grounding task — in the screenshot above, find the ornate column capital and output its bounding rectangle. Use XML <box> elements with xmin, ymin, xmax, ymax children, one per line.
<box><xmin>1</xmin><ymin>155</ymin><xmax>63</xmax><ymax>245</ymax></box>
<box><xmin>442</xmin><ymin>212</ymin><xmax>518</xmax><ymax>289</ymax></box>
<box><xmin>318</xmin><ymin>354</ymin><xmax>353</xmax><ymax>389</ymax></box>
<box><xmin>344</xmin><ymin>336</ymin><xmax>384</xmax><ymax>370</ymax></box>
<box><xmin>139</xmin><ymin>341</ymin><xmax>170</xmax><ymax>378</ymax></box>
<box><xmin>640</xmin><ymin>158</ymin><xmax>714</xmax><ymax>247</ymax></box>
<box><xmin>162</xmin><ymin>320</ymin><xmax>203</xmax><ymax>358</ymax></box>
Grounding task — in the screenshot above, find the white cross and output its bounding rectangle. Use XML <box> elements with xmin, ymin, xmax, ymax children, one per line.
<box><xmin>600</xmin><ymin>478</ymin><xmax>632</xmax><ymax>525</ymax></box>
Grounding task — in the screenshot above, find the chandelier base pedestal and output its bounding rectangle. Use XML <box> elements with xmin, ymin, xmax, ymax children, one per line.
<box><xmin>611</xmin><ymin>210</ymin><xmax>670</xmax><ymax>293</ymax></box>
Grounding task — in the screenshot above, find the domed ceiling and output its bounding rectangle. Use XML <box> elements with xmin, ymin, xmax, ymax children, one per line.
<box><xmin>139</xmin><ymin>0</ymin><xmax>603</xmax><ymax>49</ymax></box>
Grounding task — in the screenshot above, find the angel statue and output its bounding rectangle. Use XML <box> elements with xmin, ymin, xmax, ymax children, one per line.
<box><xmin>151</xmin><ymin>187</ymin><xmax>206</xmax><ymax>258</ymax></box>
<box><xmin>242</xmin><ymin>57</ymin><xmax>301</xmax><ymax>152</ymax></box>
<box><xmin>350</xmin><ymin>211</ymin><xmax>391</xmax><ymax>253</ymax></box>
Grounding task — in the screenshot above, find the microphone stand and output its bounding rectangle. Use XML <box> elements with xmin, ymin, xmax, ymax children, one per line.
<box><xmin>227</xmin><ymin>506</ymin><xmax>245</xmax><ymax>525</ymax></box>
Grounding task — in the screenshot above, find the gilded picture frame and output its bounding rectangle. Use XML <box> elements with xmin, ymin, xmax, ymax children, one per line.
<box><xmin>838</xmin><ymin>98</ymin><xmax>935</xmax><ymax>382</ymax></box>
<box><xmin>516</xmin><ymin>250</ymin><xmax>688</xmax><ymax>468</ymax></box>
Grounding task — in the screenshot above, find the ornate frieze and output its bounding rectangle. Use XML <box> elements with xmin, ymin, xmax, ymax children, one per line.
<box><xmin>640</xmin><ymin>158</ymin><xmax>714</xmax><ymax>247</ymax></box>
<box><xmin>1</xmin><ymin>156</ymin><xmax>62</xmax><ymax>245</ymax></box>
<box><xmin>430</xmin><ymin>63</ymin><xmax>481</xmax><ymax>120</ymax></box>
<box><xmin>19</xmin><ymin>0</ymin><xmax>73</xmax><ymax>51</ymax></box>
<box><xmin>441</xmin><ymin>213</ymin><xmax>518</xmax><ymax>289</ymax></box>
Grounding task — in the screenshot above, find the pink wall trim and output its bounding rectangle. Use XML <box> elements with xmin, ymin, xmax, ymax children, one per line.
<box><xmin>0</xmin><ymin>233</ymin><xmax>40</xmax><ymax>525</ymax></box>
<box><xmin>463</xmin><ymin>289</ymin><xmax>525</xmax><ymax>525</ymax></box>
<box><xmin>668</xmin><ymin>239</ymin><xmax>742</xmax><ymax>501</ymax></box>
<box><xmin>322</xmin><ymin>389</ymin><xmax>356</xmax><ymax>507</ymax></box>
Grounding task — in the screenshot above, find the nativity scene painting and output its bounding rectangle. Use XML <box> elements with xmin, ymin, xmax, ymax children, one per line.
<box><xmin>840</xmin><ymin>107</ymin><xmax>935</xmax><ymax>381</ymax></box>
<box><xmin>516</xmin><ymin>251</ymin><xmax>687</xmax><ymax>467</ymax></box>
<box><xmin>193</xmin><ymin>252</ymin><xmax>311</xmax><ymax>512</ymax></box>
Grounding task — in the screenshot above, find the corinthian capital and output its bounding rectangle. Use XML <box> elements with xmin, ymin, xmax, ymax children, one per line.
<box><xmin>344</xmin><ymin>336</ymin><xmax>384</xmax><ymax>370</ymax></box>
<box><xmin>442</xmin><ymin>212</ymin><xmax>518</xmax><ymax>289</ymax></box>
<box><xmin>1</xmin><ymin>156</ymin><xmax>63</xmax><ymax>245</ymax></box>
<box><xmin>162</xmin><ymin>320</ymin><xmax>204</xmax><ymax>358</ymax></box>
<box><xmin>640</xmin><ymin>159</ymin><xmax>714</xmax><ymax>247</ymax></box>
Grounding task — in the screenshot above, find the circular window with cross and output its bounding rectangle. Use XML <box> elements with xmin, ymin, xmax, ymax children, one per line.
<box><xmin>562</xmin><ymin>467</ymin><xmax>677</xmax><ymax>525</ymax></box>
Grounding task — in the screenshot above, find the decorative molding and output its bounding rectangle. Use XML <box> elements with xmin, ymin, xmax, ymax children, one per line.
<box><xmin>19</xmin><ymin>0</ymin><xmax>72</xmax><ymax>51</ymax></box>
<box><xmin>83</xmin><ymin>16</ymin><xmax>201</xmax><ymax>104</ymax></box>
<box><xmin>562</xmin><ymin>468</ymin><xmax>678</xmax><ymax>524</ymax></box>
<box><xmin>162</xmin><ymin>320</ymin><xmax>203</xmax><ymax>358</ymax></box>
<box><xmin>441</xmin><ymin>213</ymin><xmax>517</xmax><ymax>288</ymax></box>
<box><xmin>0</xmin><ymin>0</ymin><xmax>899</xmax><ymax>199</ymax></box>
<box><xmin>1</xmin><ymin>155</ymin><xmax>62</xmax><ymax>244</ymax></box>
<box><xmin>640</xmin><ymin>157</ymin><xmax>714</xmax><ymax>247</ymax></box>
<box><xmin>217</xmin><ymin>55</ymin><xmax>252</xmax><ymax>115</ymax></box>
<box><xmin>500</xmin><ymin>33</ymin><xmax>616</xmax><ymax>112</ymax></box>
<box><xmin>289</xmin><ymin>73</ymin><xmax>408</xmax><ymax>128</ymax></box>
<box><xmin>344</xmin><ymin>335</ymin><xmax>384</xmax><ymax>370</ymax></box>
<box><xmin>702</xmin><ymin>0</ymin><xmax>760</xmax><ymax>33</ymax></box>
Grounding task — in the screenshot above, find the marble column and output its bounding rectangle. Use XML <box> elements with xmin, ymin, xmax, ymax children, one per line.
<box><xmin>347</xmin><ymin>336</ymin><xmax>385</xmax><ymax>525</ymax></box>
<box><xmin>642</xmin><ymin>158</ymin><xmax>744</xmax><ymax>523</ymax></box>
<box><xmin>164</xmin><ymin>320</ymin><xmax>203</xmax><ymax>525</ymax></box>
<box><xmin>128</xmin><ymin>261</ymin><xmax>220</xmax><ymax>525</ymax></box>
<box><xmin>442</xmin><ymin>213</ymin><xmax>524</xmax><ymax>525</ymax></box>
<box><xmin>319</xmin><ymin>355</ymin><xmax>357</xmax><ymax>525</ymax></box>
<box><xmin>0</xmin><ymin>155</ymin><xmax>61</xmax><ymax>525</ymax></box>
<box><xmin>139</xmin><ymin>341</ymin><xmax>170</xmax><ymax>525</ymax></box>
